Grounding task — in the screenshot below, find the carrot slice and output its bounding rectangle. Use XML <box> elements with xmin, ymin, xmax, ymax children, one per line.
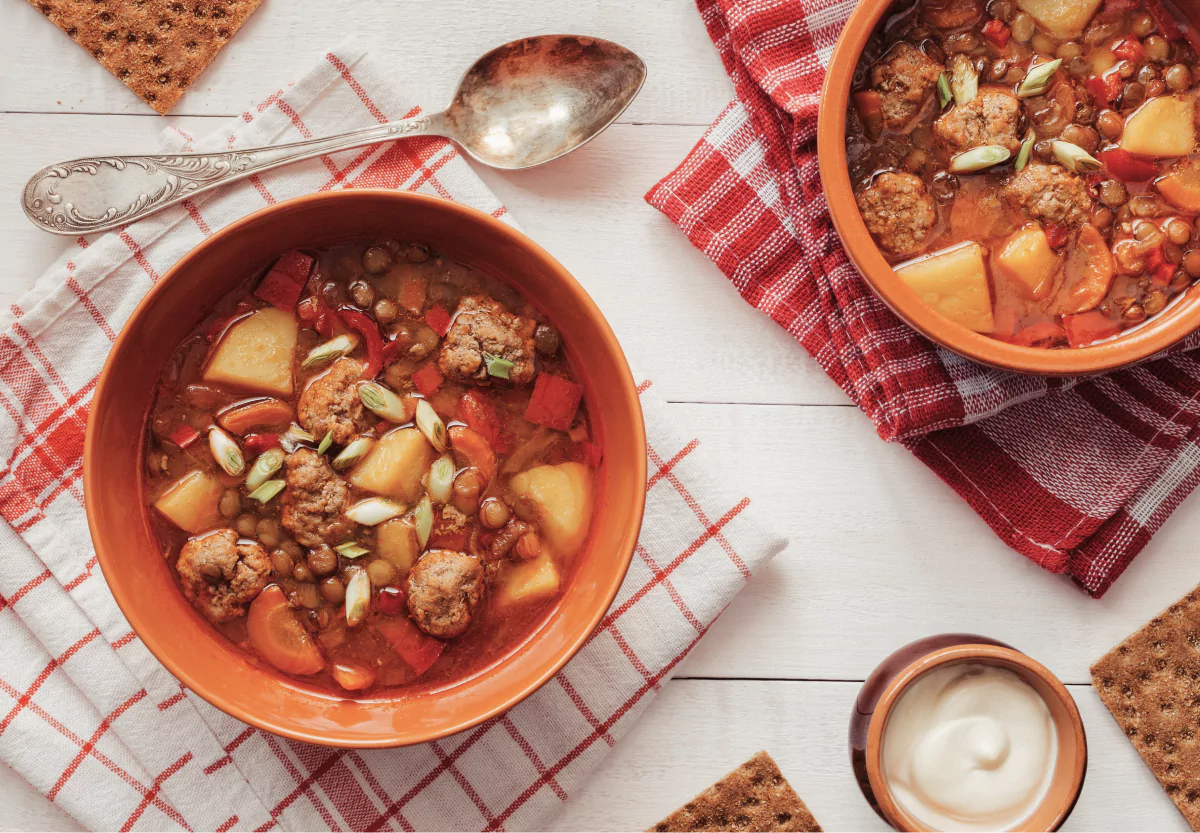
<box><xmin>374</xmin><ymin>616</ymin><xmax>444</xmax><ymax>676</ymax></box>
<box><xmin>330</xmin><ymin>662</ymin><xmax>377</xmax><ymax>692</ymax></box>
<box><xmin>247</xmin><ymin>585</ymin><xmax>326</xmax><ymax>676</ymax></box>
<box><xmin>524</xmin><ymin>373</ymin><xmax>583</xmax><ymax>431</ymax></box>
<box><xmin>1055</xmin><ymin>225</ymin><xmax>1116</xmax><ymax>315</ymax></box>
<box><xmin>1062</xmin><ymin>311</ymin><xmax>1121</xmax><ymax>348</ymax></box>
<box><xmin>217</xmin><ymin>398</ymin><xmax>295</xmax><ymax>435</ymax></box>
<box><xmin>448</xmin><ymin>425</ymin><xmax>496</xmax><ymax>483</ymax></box>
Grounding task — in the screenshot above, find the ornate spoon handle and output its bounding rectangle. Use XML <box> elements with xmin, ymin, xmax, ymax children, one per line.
<box><xmin>22</xmin><ymin>113</ymin><xmax>444</xmax><ymax>236</ymax></box>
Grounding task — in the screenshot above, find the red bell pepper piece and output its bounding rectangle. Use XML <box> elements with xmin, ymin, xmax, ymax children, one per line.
<box><xmin>254</xmin><ymin>250</ymin><xmax>312</xmax><ymax>312</ymax></box>
<box><xmin>582</xmin><ymin>441</ymin><xmax>604</xmax><ymax>468</ymax></box>
<box><xmin>525</xmin><ymin>373</ymin><xmax>584</xmax><ymax>431</ymax></box>
<box><xmin>1097</xmin><ymin>148</ymin><xmax>1158</xmax><ymax>182</ymax></box>
<box><xmin>1112</xmin><ymin>36</ymin><xmax>1146</xmax><ymax>62</ymax></box>
<box><xmin>1062</xmin><ymin>311</ymin><xmax>1121</xmax><ymax>347</ymax></box>
<box><xmin>378</xmin><ymin>586</ymin><xmax>406</xmax><ymax>616</ymax></box>
<box><xmin>1146</xmin><ymin>245</ymin><xmax>1168</xmax><ymax>273</ymax></box>
<box><xmin>1006</xmin><ymin>322</ymin><xmax>1069</xmax><ymax>348</ymax></box>
<box><xmin>1153</xmin><ymin>263</ymin><xmax>1178</xmax><ymax>286</ymax></box>
<box><xmin>298</xmin><ymin>296</ymin><xmax>336</xmax><ymax>339</ymax></box>
<box><xmin>1145</xmin><ymin>0</ymin><xmax>1183</xmax><ymax>40</ymax></box>
<box><xmin>338</xmin><ymin>307</ymin><xmax>384</xmax><ymax>379</ymax></box>
<box><xmin>457</xmin><ymin>390</ymin><xmax>499</xmax><ymax>445</ymax></box>
<box><xmin>852</xmin><ymin>90</ymin><xmax>884</xmax><ymax>140</ymax></box>
<box><xmin>982</xmin><ymin>18</ymin><xmax>1011</xmax><ymax>48</ymax></box>
<box><xmin>425</xmin><ymin>304</ymin><xmax>452</xmax><ymax>338</ymax></box>
<box><xmin>1087</xmin><ymin>72</ymin><xmax>1122</xmax><ymax>109</ymax></box>
<box><xmin>243</xmin><ymin>433</ymin><xmax>281</xmax><ymax>456</ymax></box>
<box><xmin>412</xmin><ymin>362</ymin><xmax>444</xmax><ymax>396</ymax></box>
<box><xmin>373</xmin><ymin>616</ymin><xmax>444</xmax><ymax>676</ymax></box>
<box><xmin>166</xmin><ymin>424</ymin><xmax>201</xmax><ymax>449</ymax></box>
<box><xmin>1043</xmin><ymin>223</ymin><xmax>1069</xmax><ymax>250</ymax></box>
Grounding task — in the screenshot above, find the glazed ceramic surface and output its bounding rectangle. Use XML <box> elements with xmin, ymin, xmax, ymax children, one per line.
<box><xmin>84</xmin><ymin>190</ymin><xmax>647</xmax><ymax>747</ymax></box>
<box><xmin>818</xmin><ymin>0</ymin><xmax>1200</xmax><ymax>375</ymax></box>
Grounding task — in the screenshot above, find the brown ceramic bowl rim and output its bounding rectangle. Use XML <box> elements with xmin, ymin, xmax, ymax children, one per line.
<box><xmin>817</xmin><ymin>0</ymin><xmax>1200</xmax><ymax>376</ymax></box>
<box><xmin>864</xmin><ymin>644</ymin><xmax>1087</xmax><ymax>832</ymax></box>
<box><xmin>83</xmin><ymin>189</ymin><xmax>647</xmax><ymax>747</ymax></box>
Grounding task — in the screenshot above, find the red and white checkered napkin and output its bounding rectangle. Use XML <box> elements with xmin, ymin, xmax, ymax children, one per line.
<box><xmin>0</xmin><ymin>41</ymin><xmax>786</xmax><ymax>832</ymax></box>
<box><xmin>649</xmin><ymin>0</ymin><xmax>1200</xmax><ymax>598</ymax></box>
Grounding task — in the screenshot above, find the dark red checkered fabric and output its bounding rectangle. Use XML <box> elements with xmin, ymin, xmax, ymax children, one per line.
<box><xmin>0</xmin><ymin>45</ymin><xmax>786</xmax><ymax>831</ymax></box>
<box><xmin>647</xmin><ymin>0</ymin><xmax>1200</xmax><ymax>597</ymax></box>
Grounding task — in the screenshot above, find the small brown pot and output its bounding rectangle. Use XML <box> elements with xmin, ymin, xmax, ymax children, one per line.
<box><xmin>850</xmin><ymin>635</ymin><xmax>1087</xmax><ymax>832</ymax></box>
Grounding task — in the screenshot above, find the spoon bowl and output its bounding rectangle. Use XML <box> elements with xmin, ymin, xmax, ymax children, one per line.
<box><xmin>447</xmin><ymin>35</ymin><xmax>647</xmax><ymax>169</ymax></box>
<box><xmin>22</xmin><ymin>35</ymin><xmax>646</xmax><ymax>235</ymax></box>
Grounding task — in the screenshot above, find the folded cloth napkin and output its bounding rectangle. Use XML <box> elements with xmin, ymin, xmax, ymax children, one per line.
<box><xmin>648</xmin><ymin>0</ymin><xmax>1200</xmax><ymax>598</ymax></box>
<box><xmin>0</xmin><ymin>41</ymin><xmax>786</xmax><ymax>831</ymax></box>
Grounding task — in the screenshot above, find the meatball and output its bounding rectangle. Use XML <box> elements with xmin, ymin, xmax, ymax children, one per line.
<box><xmin>871</xmin><ymin>42</ymin><xmax>943</xmax><ymax>131</ymax></box>
<box><xmin>176</xmin><ymin>529</ymin><xmax>271</xmax><ymax>623</ymax></box>
<box><xmin>1003</xmin><ymin>163</ymin><xmax>1093</xmax><ymax>227</ymax></box>
<box><xmin>855</xmin><ymin>172</ymin><xmax>938</xmax><ymax>258</ymax></box>
<box><xmin>297</xmin><ymin>358</ymin><xmax>372</xmax><ymax>445</ymax></box>
<box><xmin>281</xmin><ymin>448</ymin><xmax>349</xmax><ymax>547</ymax></box>
<box><xmin>406</xmin><ymin>549</ymin><xmax>485</xmax><ymax>638</ymax></box>
<box><xmin>437</xmin><ymin>295</ymin><xmax>537</xmax><ymax>386</ymax></box>
<box><xmin>934</xmin><ymin>87</ymin><xmax>1023</xmax><ymax>154</ymax></box>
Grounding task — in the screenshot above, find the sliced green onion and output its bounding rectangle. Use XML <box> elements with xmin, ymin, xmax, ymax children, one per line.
<box><xmin>247</xmin><ymin>479</ymin><xmax>285</xmax><ymax>504</ymax></box>
<box><xmin>280</xmin><ymin>423</ymin><xmax>316</xmax><ymax>452</ymax></box>
<box><xmin>1017</xmin><ymin>59</ymin><xmax>1062</xmax><ymax>98</ymax></box>
<box><xmin>1052</xmin><ymin>140</ymin><xmax>1102</xmax><ymax>173</ymax></box>
<box><xmin>415</xmin><ymin>399</ymin><xmax>447</xmax><ymax>452</ymax></box>
<box><xmin>1015</xmin><ymin>132</ymin><xmax>1035</xmax><ymax>172</ymax></box>
<box><xmin>345</xmin><ymin>569</ymin><xmax>371</xmax><ymax>626</ymax></box>
<box><xmin>317</xmin><ymin>430</ymin><xmax>333</xmax><ymax>455</ymax></box>
<box><xmin>302</xmin><ymin>333</ymin><xmax>358</xmax><ymax>369</ymax></box>
<box><xmin>950</xmin><ymin>55</ymin><xmax>978</xmax><ymax>107</ymax></box>
<box><xmin>332</xmin><ymin>437</ymin><xmax>374</xmax><ymax>471</ymax></box>
<box><xmin>208</xmin><ymin>427</ymin><xmax>245</xmax><ymax>477</ymax></box>
<box><xmin>334</xmin><ymin>541</ymin><xmax>371</xmax><ymax>558</ymax></box>
<box><xmin>413</xmin><ymin>495</ymin><xmax>433</xmax><ymax>549</ymax></box>
<box><xmin>482</xmin><ymin>352</ymin><xmax>513</xmax><ymax>380</ymax></box>
<box><xmin>246</xmin><ymin>447</ymin><xmax>285</xmax><ymax>490</ymax></box>
<box><xmin>937</xmin><ymin>73</ymin><xmax>952</xmax><ymax>109</ymax></box>
<box><xmin>427</xmin><ymin>455</ymin><xmax>455</xmax><ymax>504</ymax></box>
<box><xmin>949</xmin><ymin>144</ymin><xmax>1011</xmax><ymax>173</ymax></box>
<box><xmin>359</xmin><ymin>382</ymin><xmax>408</xmax><ymax>422</ymax></box>
<box><xmin>344</xmin><ymin>497</ymin><xmax>405</xmax><ymax>526</ymax></box>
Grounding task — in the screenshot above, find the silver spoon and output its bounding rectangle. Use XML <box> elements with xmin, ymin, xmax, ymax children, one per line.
<box><xmin>21</xmin><ymin>34</ymin><xmax>647</xmax><ymax>236</ymax></box>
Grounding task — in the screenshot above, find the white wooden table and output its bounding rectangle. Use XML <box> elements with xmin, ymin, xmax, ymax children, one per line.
<box><xmin>0</xmin><ymin>1</ymin><xmax>1195</xmax><ymax>830</ymax></box>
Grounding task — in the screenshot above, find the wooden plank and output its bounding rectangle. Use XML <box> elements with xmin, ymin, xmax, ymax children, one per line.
<box><xmin>551</xmin><ymin>679</ymin><xmax>1187</xmax><ymax>832</ymax></box>
<box><xmin>2</xmin><ymin>0</ymin><xmax>734</xmax><ymax>125</ymax></box>
<box><xmin>0</xmin><ymin>114</ymin><xmax>849</xmax><ymax>406</ymax></box>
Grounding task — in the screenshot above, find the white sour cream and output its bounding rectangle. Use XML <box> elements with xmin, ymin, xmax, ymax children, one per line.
<box><xmin>882</xmin><ymin>663</ymin><xmax>1057</xmax><ymax>831</ymax></box>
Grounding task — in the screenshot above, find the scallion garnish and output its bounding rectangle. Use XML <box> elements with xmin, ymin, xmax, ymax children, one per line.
<box><xmin>1015</xmin><ymin>132</ymin><xmax>1034</xmax><ymax>172</ymax></box>
<box><xmin>317</xmin><ymin>430</ymin><xmax>333</xmax><ymax>455</ymax></box>
<box><xmin>344</xmin><ymin>497</ymin><xmax>405</xmax><ymax>526</ymax></box>
<box><xmin>302</xmin><ymin>333</ymin><xmax>358</xmax><ymax>369</ymax></box>
<box><xmin>1052</xmin><ymin>140</ymin><xmax>1102</xmax><ymax>173</ymax></box>
<box><xmin>248</xmin><ymin>479</ymin><xmax>285</xmax><ymax>503</ymax></box>
<box><xmin>246</xmin><ymin>448</ymin><xmax>285</xmax><ymax>490</ymax></box>
<box><xmin>1017</xmin><ymin>59</ymin><xmax>1062</xmax><ymax>98</ymax></box>
<box><xmin>413</xmin><ymin>495</ymin><xmax>433</xmax><ymax>549</ymax></box>
<box><xmin>414</xmin><ymin>399</ymin><xmax>447</xmax><ymax>452</ymax></box>
<box><xmin>950</xmin><ymin>55</ymin><xmax>978</xmax><ymax>107</ymax></box>
<box><xmin>345</xmin><ymin>569</ymin><xmax>371</xmax><ymax>626</ymax></box>
<box><xmin>427</xmin><ymin>455</ymin><xmax>455</xmax><ymax>504</ymax></box>
<box><xmin>358</xmin><ymin>382</ymin><xmax>408</xmax><ymax>422</ymax></box>
<box><xmin>949</xmin><ymin>144</ymin><xmax>1011</xmax><ymax>174</ymax></box>
<box><xmin>937</xmin><ymin>73</ymin><xmax>952</xmax><ymax>109</ymax></box>
<box><xmin>482</xmin><ymin>352</ymin><xmax>514</xmax><ymax>380</ymax></box>
<box><xmin>334</xmin><ymin>541</ymin><xmax>371</xmax><ymax>559</ymax></box>
<box><xmin>208</xmin><ymin>427</ymin><xmax>245</xmax><ymax>477</ymax></box>
<box><xmin>332</xmin><ymin>437</ymin><xmax>374</xmax><ymax>471</ymax></box>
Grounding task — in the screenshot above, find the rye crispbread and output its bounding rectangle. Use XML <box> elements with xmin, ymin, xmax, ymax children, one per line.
<box><xmin>1092</xmin><ymin>584</ymin><xmax>1200</xmax><ymax>830</ymax></box>
<box><xmin>28</xmin><ymin>0</ymin><xmax>262</xmax><ymax>114</ymax></box>
<box><xmin>648</xmin><ymin>751</ymin><xmax>821</xmax><ymax>832</ymax></box>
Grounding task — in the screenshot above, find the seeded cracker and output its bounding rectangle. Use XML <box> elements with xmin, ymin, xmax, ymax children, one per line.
<box><xmin>28</xmin><ymin>0</ymin><xmax>262</xmax><ymax>114</ymax></box>
<box><xmin>649</xmin><ymin>751</ymin><xmax>822</xmax><ymax>832</ymax></box>
<box><xmin>1091</xmin><ymin>584</ymin><xmax>1200</xmax><ymax>830</ymax></box>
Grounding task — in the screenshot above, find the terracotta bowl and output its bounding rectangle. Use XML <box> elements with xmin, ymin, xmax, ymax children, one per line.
<box><xmin>84</xmin><ymin>190</ymin><xmax>646</xmax><ymax>747</ymax></box>
<box><xmin>818</xmin><ymin>1</ymin><xmax>1200</xmax><ymax>375</ymax></box>
<box><xmin>850</xmin><ymin>635</ymin><xmax>1087</xmax><ymax>832</ymax></box>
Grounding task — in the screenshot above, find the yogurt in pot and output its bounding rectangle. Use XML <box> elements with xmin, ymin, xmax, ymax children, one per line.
<box><xmin>882</xmin><ymin>663</ymin><xmax>1058</xmax><ymax>831</ymax></box>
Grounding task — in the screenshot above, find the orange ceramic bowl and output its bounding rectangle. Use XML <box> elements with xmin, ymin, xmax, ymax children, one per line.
<box><xmin>84</xmin><ymin>190</ymin><xmax>646</xmax><ymax>747</ymax></box>
<box><xmin>818</xmin><ymin>1</ymin><xmax>1200</xmax><ymax>375</ymax></box>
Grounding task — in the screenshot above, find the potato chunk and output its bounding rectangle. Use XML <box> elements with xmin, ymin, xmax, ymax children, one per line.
<box><xmin>154</xmin><ymin>470</ymin><xmax>224</xmax><ymax>534</ymax></box>
<box><xmin>995</xmin><ymin>225</ymin><xmax>1060</xmax><ymax>300</ymax></box>
<box><xmin>203</xmin><ymin>307</ymin><xmax>299</xmax><ymax>397</ymax></box>
<box><xmin>1015</xmin><ymin>0</ymin><xmax>1102</xmax><ymax>39</ymax></box>
<box><xmin>376</xmin><ymin>517</ymin><xmax>419</xmax><ymax>578</ymax></box>
<box><xmin>497</xmin><ymin>553</ymin><xmax>561</xmax><ymax>608</ymax></box>
<box><xmin>348</xmin><ymin>428</ymin><xmax>433</xmax><ymax>503</ymax></box>
<box><xmin>1157</xmin><ymin>161</ymin><xmax>1200</xmax><ymax>212</ymax></box>
<box><xmin>510</xmin><ymin>462</ymin><xmax>593</xmax><ymax>560</ymax></box>
<box><xmin>1121</xmin><ymin>96</ymin><xmax>1197</xmax><ymax>158</ymax></box>
<box><xmin>895</xmin><ymin>242</ymin><xmax>995</xmax><ymax>333</ymax></box>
